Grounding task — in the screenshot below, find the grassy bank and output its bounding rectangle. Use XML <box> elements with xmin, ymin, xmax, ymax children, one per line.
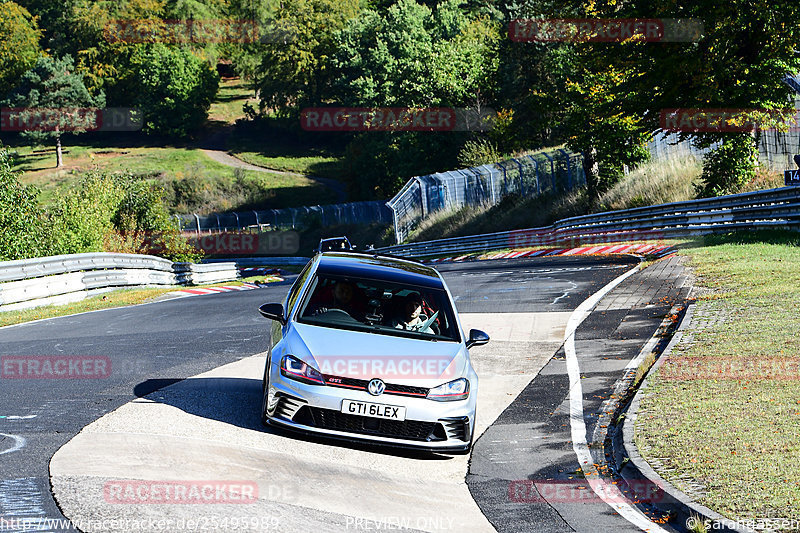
<box><xmin>636</xmin><ymin>231</ymin><xmax>800</xmax><ymax>523</ymax></box>
<box><xmin>11</xmin><ymin>144</ymin><xmax>333</xmax><ymax>213</ymax></box>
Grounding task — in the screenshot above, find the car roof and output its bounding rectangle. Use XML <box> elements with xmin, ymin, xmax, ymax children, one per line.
<box><xmin>315</xmin><ymin>252</ymin><xmax>444</xmax><ymax>289</ymax></box>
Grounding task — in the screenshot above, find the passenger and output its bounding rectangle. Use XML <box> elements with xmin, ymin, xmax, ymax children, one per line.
<box><xmin>393</xmin><ymin>292</ymin><xmax>433</xmax><ymax>333</ymax></box>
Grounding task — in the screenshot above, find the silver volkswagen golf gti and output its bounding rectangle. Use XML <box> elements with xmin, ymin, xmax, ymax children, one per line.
<box><xmin>258</xmin><ymin>251</ymin><xmax>489</xmax><ymax>453</ymax></box>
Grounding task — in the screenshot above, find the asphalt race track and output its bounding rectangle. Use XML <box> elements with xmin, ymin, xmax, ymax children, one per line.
<box><xmin>0</xmin><ymin>255</ymin><xmax>686</xmax><ymax>533</ymax></box>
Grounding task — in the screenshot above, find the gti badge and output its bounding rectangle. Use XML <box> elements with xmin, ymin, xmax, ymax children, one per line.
<box><xmin>367</xmin><ymin>378</ymin><xmax>386</xmax><ymax>396</ymax></box>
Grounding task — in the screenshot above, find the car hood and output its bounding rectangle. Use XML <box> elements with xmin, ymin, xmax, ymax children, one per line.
<box><xmin>285</xmin><ymin>323</ymin><xmax>468</xmax><ymax>387</ymax></box>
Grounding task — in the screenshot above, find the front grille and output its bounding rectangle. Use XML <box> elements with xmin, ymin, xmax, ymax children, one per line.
<box><xmin>323</xmin><ymin>375</ymin><xmax>429</xmax><ymax>397</ymax></box>
<box><xmin>293</xmin><ymin>406</ymin><xmax>445</xmax><ymax>442</ymax></box>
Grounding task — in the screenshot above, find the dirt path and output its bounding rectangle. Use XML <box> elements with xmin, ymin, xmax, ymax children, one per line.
<box><xmin>198</xmin><ymin>126</ymin><xmax>347</xmax><ymax>202</ymax></box>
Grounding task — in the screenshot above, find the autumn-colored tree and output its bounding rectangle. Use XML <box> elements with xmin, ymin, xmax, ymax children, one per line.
<box><xmin>0</xmin><ymin>1</ymin><xmax>43</xmax><ymax>97</ymax></box>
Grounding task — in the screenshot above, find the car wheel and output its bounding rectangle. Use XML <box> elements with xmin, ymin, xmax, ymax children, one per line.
<box><xmin>261</xmin><ymin>367</ymin><xmax>271</xmax><ymax>427</ymax></box>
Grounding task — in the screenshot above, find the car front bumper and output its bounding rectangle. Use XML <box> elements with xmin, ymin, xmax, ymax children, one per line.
<box><xmin>265</xmin><ymin>363</ymin><xmax>476</xmax><ymax>453</ymax></box>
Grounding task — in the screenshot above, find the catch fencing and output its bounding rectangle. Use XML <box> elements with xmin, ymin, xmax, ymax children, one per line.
<box><xmin>176</xmin><ymin>201</ymin><xmax>392</xmax><ymax>234</ymax></box>
<box><xmin>649</xmin><ymin>92</ymin><xmax>800</xmax><ymax>169</ymax></box>
<box><xmin>386</xmin><ymin>150</ymin><xmax>585</xmax><ymax>243</ymax></box>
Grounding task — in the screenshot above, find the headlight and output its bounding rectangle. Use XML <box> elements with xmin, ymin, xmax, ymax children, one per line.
<box><xmin>427</xmin><ymin>378</ymin><xmax>469</xmax><ymax>401</ymax></box>
<box><xmin>281</xmin><ymin>355</ymin><xmax>325</xmax><ymax>385</ymax></box>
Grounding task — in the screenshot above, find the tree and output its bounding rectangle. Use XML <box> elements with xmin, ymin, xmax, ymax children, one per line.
<box><xmin>254</xmin><ymin>0</ymin><xmax>360</xmax><ymax>114</ymax></box>
<box><xmin>330</xmin><ymin>0</ymin><xmax>500</xmax><ymax>108</ymax></box>
<box><xmin>0</xmin><ymin>146</ymin><xmax>51</xmax><ymax>260</ymax></box>
<box><xmin>116</xmin><ymin>44</ymin><xmax>219</xmax><ymax>137</ymax></box>
<box><xmin>0</xmin><ymin>1</ymin><xmax>43</xmax><ymax>98</ymax></box>
<box><xmin>48</xmin><ymin>171</ymin><xmax>201</xmax><ymax>261</ymax></box>
<box><xmin>563</xmin><ymin>60</ymin><xmax>651</xmax><ymax>197</ymax></box>
<box><xmin>3</xmin><ymin>55</ymin><xmax>105</xmax><ymax>167</ymax></box>
<box><xmin>580</xmin><ymin>0</ymin><xmax>800</xmax><ymax>196</ymax></box>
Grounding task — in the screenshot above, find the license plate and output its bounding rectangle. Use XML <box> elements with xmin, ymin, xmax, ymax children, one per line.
<box><xmin>341</xmin><ymin>400</ymin><xmax>406</xmax><ymax>421</ymax></box>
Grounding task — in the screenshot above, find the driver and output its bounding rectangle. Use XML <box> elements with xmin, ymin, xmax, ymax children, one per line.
<box><xmin>311</xmin><ymin>280</ymin><xmax>366</xmax><ymax>320</ymax></box>
<box><xmin>393</xmin><ymin>293</ymin><xmax>433</xmax><ymax>333</ymax></box>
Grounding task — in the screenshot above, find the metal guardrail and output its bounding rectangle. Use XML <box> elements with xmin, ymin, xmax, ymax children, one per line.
<box><xmin>0</xmin><ymin>253</ymin><xmax>175</xmax><ymax>283</ymax></box>
<box><xmin>377</xmin><ymin>187</ymin><xmax>800</xmax><ymax>258</ymax></box>
<box><xmin>0</xmin><ymin>253</ymin><xmax>241</xmax><ymax>312</ymax></box>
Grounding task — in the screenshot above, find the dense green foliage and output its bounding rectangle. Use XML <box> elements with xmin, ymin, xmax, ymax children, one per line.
<box><xmin>0</xmin><ymin>147</ymin><xmax>199</xmax><ymax>261</ymax></box>
<box><xmin>118</xmin><ymin>45</ymin><xmax>219</xmax><ymax>136</ymax></box>
<box><xmin>697</xmin><ymin>134</ymin><xmax>760</xmax><ymax>197</ymax></box>
<box><xmin>0</xmin><ymin>147</ymin><xmax>51</xmax><ymax>260</ymax></box>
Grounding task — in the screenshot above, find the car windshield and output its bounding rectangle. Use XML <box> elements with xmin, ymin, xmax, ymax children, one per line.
<box><xmin>297</xmin><ymin>274</ymin><xmax>460</xmax><ymax>342</ymax></box>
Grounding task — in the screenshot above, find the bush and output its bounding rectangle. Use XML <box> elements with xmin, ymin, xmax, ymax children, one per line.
<box><xmin>697</xmin><ymin>134</ymin><xmax>759</xmax><ymax>197</ymax></box>
<box><xmin>0</xmin><ymin>148</ymin><xmax>52</xmax><ymax>261</ymax></box>
<box><xmin>457</xmin><ymin>138</ymin><xmax>500</xmax><ymax>168</ymax></box>
<box><xmin>48</xmin><ymin>172</ymin><xmax>202</xmax><ymax>262</ymax></box>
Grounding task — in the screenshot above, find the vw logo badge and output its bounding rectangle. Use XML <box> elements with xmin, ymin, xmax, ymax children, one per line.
<box><xmin>367</xmin><ymin>378</ymin><xmax>386</xmax><ymax>396</ymax></box>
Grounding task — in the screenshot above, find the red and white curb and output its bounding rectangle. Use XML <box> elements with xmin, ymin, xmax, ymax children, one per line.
<box><xmin>425</xmin><ymin>243</ymin><xmax>675</xmax><ymax>264</ymax></box>
<box><xmin>167</xmin><ymin>283</ymin><xmax>259</xmax><ymax>298</ymax></box>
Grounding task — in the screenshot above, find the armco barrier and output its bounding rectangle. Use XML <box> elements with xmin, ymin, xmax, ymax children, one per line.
<box><xmin>0</xmin><ymin>253</ymin><xmax>241</xmax><ymax>312</ymax></box>
<box><xmin>378</xmin><ymin>186</ymin><xmax>800</xmax><ymax>257</ymax></box>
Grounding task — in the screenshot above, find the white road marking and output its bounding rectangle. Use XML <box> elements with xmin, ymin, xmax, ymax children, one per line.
<box><xmin>563</xmin><ymin>264</ymin><xmax>669</xmax><ymax>533</ymax></box>
<box><xmin>0</xmin><ymin>415</ymin><xmax>37</xmax><ymax>420</ymax></box>
<box><xmin>0</xmin><ymin>433</ymin><xmax>27</xmax><ymax>455</ymax></box>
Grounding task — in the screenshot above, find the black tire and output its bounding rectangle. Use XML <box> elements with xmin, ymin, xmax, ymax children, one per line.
<box><xmin>260</xmin><ymin>366</ymin><xmax>271</xmax><ymax>427</ymax></box>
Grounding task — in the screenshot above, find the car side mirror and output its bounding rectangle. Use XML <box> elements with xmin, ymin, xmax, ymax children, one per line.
<box><xmin>259</xmin><ymin>303</ymin><xmax>286</xmax><ymax>325</ymax></box>
<box><xmin>466</xmin><ymin>329</ymin><xmax>490</xmax><ymax>349</ymax></box>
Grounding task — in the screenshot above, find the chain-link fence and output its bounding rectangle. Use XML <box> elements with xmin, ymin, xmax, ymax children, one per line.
<box><xmin>649</xmin><ymin>91</ymin><xmax>800</xmax><ymax>169</ymax></box>
<box><xmin>386</xmin><ymin>150</ymin><xmax>585</xmax><ymax>243</ymax></box>
<box><xmin>176</xmin><ymin>201</ymin><xmax>393</xmax><ymax>233</ymax></box>
<box><xmin>649</xmin><ymin>129</ymin><xmax>800</xmax><ymax>170</ymax></box>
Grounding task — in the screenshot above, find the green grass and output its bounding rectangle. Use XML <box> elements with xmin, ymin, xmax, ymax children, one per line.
<box><xmin>227</xmin><ymin>127</ymin><xmax>346</xmax><ymax>179</ymax></box>
<box><xmin>0</xmin><ymin>276</ymin><xmax>274</xmax><ymax>328</ymax></box>
<box><xmin>10</xmin><ymin>144</ymin><xmax>334</xmax><ymax>213</ymax></box>
<box><xmin>596</xmin><ymin>155</ymin><xmax>702</xmax><ymax>211</ymax></box>
<box><xmin>636</xmin><ymin>231</ymin><xmax>800</xmax><ymax>523</ymax></box>
<box><xmin>207</xmin><ymin>79</ymin><xmax>257</xmax><ymax>125</ymax></box>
